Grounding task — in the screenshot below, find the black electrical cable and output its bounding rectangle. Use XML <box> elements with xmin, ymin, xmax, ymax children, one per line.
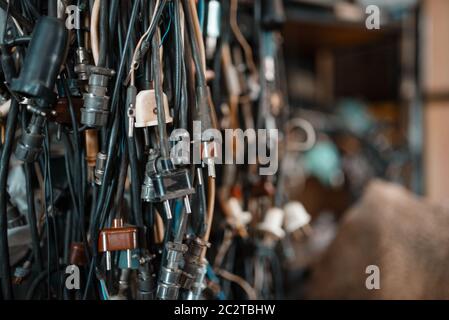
<box><xmin>61</xmin><ymin>168</ymin><xmax>75</xmax><ymax>265</ymax></box>
<box><xmin>113</xmin><ymin>138</ymin><xmax>128</xmax><ymax>216</ymax></box>
<box><xmin>126</xmin><ymin>115</ymin><xmax>143</xmax><ymax>227</ymax></box>
<box><xmin>85</xmin><ymin>0</ymin><xmax>158</xmax><ymax>295</ymax></box>
<box><xmin>1</xmin><ymin>0</ymin><xmax>10</xmax><ymax>44</ymax></box>
<box><xmin>25</xmin><ymin>267</ymin><xmax>64</xmax><ymax>300</ymax></box>
<box><xmin>23</xmin><ymin>0</ymin><xmax>39</xmax><ymax>20</ymax></box>
<box><xmin>41</xmin><ymin>142</ymin><xmax>52</xmax><ymax>299</ymax></box>
<box><xmin>47</xmin><ymin>0</ymin><xmax>56</xmax><ymax>17</ymax></box>
<box><xmin>194</xmin><ymin>168</ymin><xmax>207</xmax><ymax>238</ymax></box>
<box><xmin>98</xmin><ymin>0</ymin><xmax>108</xmax><ymax>67</ymax></box>
<box><xmin>24</xmin><ymin>162</ymin><xmax>43</xmax><ymax>270</ymax></box>
<box><xmin>61</xmin><ymin>75</ymin><xmax>89</xmax><ymax>260</ymax></box>
<box><xmin>181</xmin><ymin>0</ymin><xmax>206</xmax><ymax>87</ymax></box>
<box><xmin>61</xmin><ymin>131</ymin><xmax>89</xmax><ymax>254</ymax></box>
<box><xmin>270</xmin><ymin>251</ymin><xmax>283</xmax><ymax>299</ymax></box>
<box><xmin>212</xmin><ymin>37</ymin><xmax>223</xmax><ymax>114</ymax></box>
<box><xmin>108</xmin><ymin>0</ymin><xmax>119</xmax><ymax>53</ymax></box>
<box><xmin>20</xmin><ymin>101</ymin><xmax>43</xmax><ymax>273</ymax></box>
<box><xmin>98</xmin><ymin>176</ymin><xmax>119</xmax><ymax>231</ymax></box>
<box><xmin>151</xmin><ymin>23</ymin><xmax>170</xmax><ymax>159</ymax></box>
<box><xmin>142</xmin><ymin>0</ymin><xmax>151</xmax><ymax>88</ymax></box>
<box><xmin>63</xmin><ymin>208</ymin><xmax>72</xmax><ymax>266</ymax></box>
<box><xmin>84</xmin><ymin>166</ymin><xmax>119</xmax><ymax>295</ymax></box>
<box><xmin>179</xmin><ymin>51</ymin><xmax>188</xmax><ymax>130</ymax></box>
<box><xmin>76</xmin><ymin>0</ymin><xmax>84</xmax><ymax>47</ymax></box>
<box><xmin>0</xmin><ymin>0</ymin><xmax>33</xmax><ymax>31</ymax></box>
<box><xmin>157</xmin><ymin>205</ymin><xmax>173</xmax><ymax>275</ymax></box>
<box><xmin>91</xmin><ymin>0</ymin><xmax>142</xmax><ymax>228</ymax></box>
<box><xmin>173</xmin><ymin>0</ymin><xmax>182</xmax><ymax>118</ymax></box>
<box><xmin>33</xmin><ymin>0</ymin><xmax>41</xmax><ymax>14</ymax></box>
<box><xmin>141</xmin><ymin>0</ymin><xmax>168</xmax><ymax>52</ymax></box>
<box><xmin>44</xmin><ymin>124</ymin><xmax>63</xmax><ymax>299</ymax></box>
<box><xmin>80</xmin><ymin>148</ymin><xmax>88</xmax><ymax>230</ymax></box>
<box><xmin>181</xmin><ymin>0</ymin><xmax>214</xmax><ymax>136</ymax></box>
<box><xmin>89</xmin><ymin>183</ymin><xmax>97</xmax><ymax>233</ymax></box>
<box><xmin>19</xmin><ymin>0</ymin><xmax>31</xmax><ymax>21</ymax></box>
<box><xmin>118</xmin><ymin>1</ymin><xmax>132</xmax><ymax>65</ymax></box>
<box><xmin>0</xmin><ymin>99</ymin><xmax>19</xmax><ymax>300</ymax></box>
<box><xmin>109</xmin><ymin>0</ymin><xmax>141</xmax><ymax>120</ymax></box>
<box><xmin>0</xmin><ymin>4</ymin><xmax>16</xmax><ymax>84</ymax></box>
<box><xmin>83</xmin><ymin>176</ymin><xmax>119</xmax><ymax>300</ymax></box>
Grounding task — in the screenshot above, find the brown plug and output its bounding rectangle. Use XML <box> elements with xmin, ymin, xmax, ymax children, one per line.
<box><xmin>98</xmin><ymin>219</ymin><xmax>139</xmax><ymax>270</ymax></box>
<box><xmin>51</xmin><ymin>97</ymin><xmax>83</xmax><ymax>125</ymax></box>
<box><xmin>70</xmin><ymin>242</ymin><xmax>88</xmax><ymax>266</ymax></box>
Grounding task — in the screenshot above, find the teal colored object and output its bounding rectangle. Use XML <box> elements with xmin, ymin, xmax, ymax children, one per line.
<box><xmin>303</xmin><ymin>141</ymin><xmax>342</xmax><ymax>187</ymax></box>
<box><xmin>118</xmin><ymin>249</ymin><xmax>139</xmax><ymax>270</ymax></box>
<box><xmin>337</xmin><ymin>99</ymin><xmax>373</xmax><ymax>135</ymax></box>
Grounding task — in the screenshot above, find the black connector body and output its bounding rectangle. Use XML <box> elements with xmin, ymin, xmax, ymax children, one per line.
<box><xmin>15</xmin><ymin>114</ymin><xmax>46</xmax><ymax>163</ymax></box>
<box><xmin>10</xmin><ymin>16</ymin><xmax>68</xmax><ymax>105</ymax></box>
<box><xmin>137</xmin><ymin>262</ymin><xmax>157</xmax><ymax>300</ymax></box>
<box><xmin>142</xmin><ymin>157</ymin><xmax>195</xmax><ymax>203</ymax></box>
<box><xmin>142</xmin><ymin>155</ymin><xmax>194</xmax><ymax>219</ymax></box>
<box><xmin>11</xmin><ymin>16</ymin><xmax>68</xmax><ymax>163</ymax></box>
<box><xmin>148</xmin><ymin>170</ymin><xmax>194</xmax><ymax>203</ymax></box>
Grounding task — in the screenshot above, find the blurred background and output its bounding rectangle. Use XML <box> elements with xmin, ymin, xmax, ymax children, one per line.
<box><xmin>282</xmin><ymin>0</ymin><xmax>419</xmax><ymax>217</ymax></box>
<box><xmin>266</xmin><ymin>0</ymin><xmax>449</xmax><ymax>299</ymax></box>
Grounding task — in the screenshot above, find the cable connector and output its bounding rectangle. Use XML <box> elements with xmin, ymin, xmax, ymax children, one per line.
<box><xmin>156</xmin><ymin>241</ymin><xmax>188</xmax><ymax>300</ymax></box>
<box><xmin>182</xmin><ymin>237</ymin><xmax>210</xmax><ymax>300</ymax></box>
<box><xmin>98</xmin><ymin>218</ymin><xmax>139</xmax><ymax>271</ymax></box>
<box><xmin>81</xmin><ymin>66</ymin><xmax>115</xmax><ymax>128</ymax></box>
<box><xmin>94</xmin><ymin>152</ymin><xmax>107</xmax><ymax>185</ymax></box>
<box><xmin>74</xmin><ymin>47</ymin><xmax>91</xmax><ymax>81</ymax></box>
<box><xmin>126</xmin><ymin>86</ymin><xmax>137</xmax><ymax>137</ymax></box>
<box><xmin>141</xmin><ymin>156</ymin><xmax>194</xmax><ymax>220</ymax></box>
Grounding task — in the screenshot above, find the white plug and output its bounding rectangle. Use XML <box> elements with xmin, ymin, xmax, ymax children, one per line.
<box><xmin>227</xmin><ymin>197</ymin><xmax>252</xmax><ymax>227</ymax></box>
<box><xmin>135</xmin><ymin>89</ymin><xmax>172</xmax><ymax>128</ymax></box>
<box><xmin>283</xmin><ymin>201</ymin><xmax>311</xmax><ymax>233</ymax></box>
<box><xmin>257</xmin><ymin>207</ymin><xmax>285</xmax><ymax>239</ymax></box>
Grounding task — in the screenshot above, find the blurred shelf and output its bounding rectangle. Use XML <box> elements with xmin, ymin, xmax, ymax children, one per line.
<box><xmin>283</xmin><ymin>0</ymin><xmax>404</xmax><ymax>50</ymax></box>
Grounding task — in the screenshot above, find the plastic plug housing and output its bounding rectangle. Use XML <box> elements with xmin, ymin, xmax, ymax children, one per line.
<box><xmin>141</xmin><ymin>156</ymin><xmax>194</xmax><ymax>219</ymax></box>
<box><xmin>257</xmin><ymin>207</ymin><xmax>285</xmax><ymax>239</ymax></box>
<box><xmin>134</xmin><ymin>89</ymin><xmax>172</xmax><ymax>128</ymax></box>
<box><xmin>283</xmin><ymin>201</ymin><xmax>311</xmax><ymax>233</ymax></box>
<box><xmin>98</xmin><ymin>219</ymin><xmax>139</xmax><ymax>270</ymax></box>
<box><xmin>10</xmin><ymin>16</ymin><xmax>68</xmax><ymax>105</ymax></box>
<box><xmin>69</xmin><ymin>242</ymin><xmax>88</xmax><ymax>266</ymax></box>
<box><xmin>11</xmin><ymin>16</ymin><xmax>68</xmax><ymax>162</ymax></box>
<box><xmin>137</xmin><ymin>260</ymin><xmax>157</xmax><ymax>300</ymax></box>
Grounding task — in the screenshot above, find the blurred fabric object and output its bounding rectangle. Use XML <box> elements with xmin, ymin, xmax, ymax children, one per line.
<box><xmin>305</xmin><ymin>180</ymin><xmax>449</xmax><ymax>299</ymax></box>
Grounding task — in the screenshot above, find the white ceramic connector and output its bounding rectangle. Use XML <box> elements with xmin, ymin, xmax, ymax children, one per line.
<box><xmin>257</xmin><ymin>207</ymin><xmax>285</xmax><ymax>239</ymax></box>
<box><xmin>283</xmin><ymin>201</ymin><xmax>311</xmax><ymax>233</ymax></box>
